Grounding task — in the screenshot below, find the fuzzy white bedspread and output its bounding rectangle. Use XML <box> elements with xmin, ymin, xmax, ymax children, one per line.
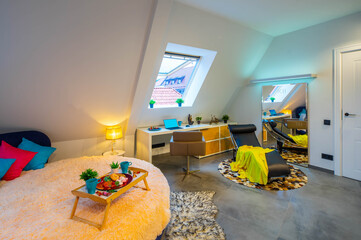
<box><xmin>0</xmin><ymin>156</ymin><xmax>170</xmax><ymax>240</ymax></box>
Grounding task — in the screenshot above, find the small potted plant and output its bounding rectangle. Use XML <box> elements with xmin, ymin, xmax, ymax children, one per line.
<box><xmin>176</xmin><ymin>98</ymin><xmax>184</xmax><ymax>107</ymax></box>
<box><xmin>80</xmin><ymin>169</ymin><xmax>99</xmax><ymax>194</ymax></box>
<box><xmin>196</xmin><ymin>116</ymin><xmax>202</xmax><ymax>124</ymax></box>
<box><xmin>149</xmin><ymin>99</ymin><xmax>156</xmax><ymax>108</ymax></box>
<box><xmin>270</xmin><ymin>97</ymin><xmax>275</xmax><ymax>102</ymax></box>
<box><xmin>110</xmin><ymin>161</ymin><xmax>119</xmax><ymax>174</ymax></box>
<box><xmin>222</xmin><ymin>114</ymin><xmax>229</xmax><ymax>124</ymax></box>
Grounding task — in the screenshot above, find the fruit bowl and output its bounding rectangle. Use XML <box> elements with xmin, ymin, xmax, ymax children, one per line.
<box><xmin>148</xmin><ymin>126</ymin><xmax>161</xmax><ymax>131</ymax></box>
<box><xmin>96</xmin><ymin>173</ymin><xmax>133</xmax><ymax>190</ymax></box>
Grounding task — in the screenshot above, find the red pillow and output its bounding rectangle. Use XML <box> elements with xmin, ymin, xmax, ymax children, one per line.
<box><xmin>0</xmin><ymin>141</ymin><xmax>37</xmax><ymax>180</ymax></box>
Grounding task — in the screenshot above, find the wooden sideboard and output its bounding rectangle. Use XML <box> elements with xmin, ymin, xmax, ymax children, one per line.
<box><xmin>198</xmin><ymin>125</ymin><xmax>234</xmax><ymax>158</ymax></box>
<box><xmin>136</xmin><ymin>123</ymin><xmax>235</xmax><ymax>163</ymax></box>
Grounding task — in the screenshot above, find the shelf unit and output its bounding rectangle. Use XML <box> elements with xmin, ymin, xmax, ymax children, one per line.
<box><xmin>197</xmin><ymin>124</ymin><xmax>234</xmax><ymax>158</ymax></box>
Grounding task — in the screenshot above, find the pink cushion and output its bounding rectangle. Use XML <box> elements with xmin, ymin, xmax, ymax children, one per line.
<box><xmin>0</xmin><ymin>141</ymin><xmax>37</xmax><ymax>180</ymax></box>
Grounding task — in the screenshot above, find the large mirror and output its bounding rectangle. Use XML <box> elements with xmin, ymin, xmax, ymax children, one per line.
<box><xmin>262</xmin><ymin>83</ymin><xmax>308</xmax><ymax>167</ymax></box>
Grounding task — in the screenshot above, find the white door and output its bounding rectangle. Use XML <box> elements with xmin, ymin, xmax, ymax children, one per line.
<box><xmin>342</xmin><ymin>50</ymin><xmax>361</xmax><ymax>181</ymax></box>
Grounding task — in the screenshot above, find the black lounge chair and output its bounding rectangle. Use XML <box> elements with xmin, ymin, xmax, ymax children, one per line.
<box><xmin>228</xmin><ymin>124</ymin><xmax>290</xmax><ymax>178</ymax></box>
<box><xmin>263</xmin><ymin>119</ymin><xmax>307</xmax><ymax>153</ymax></box>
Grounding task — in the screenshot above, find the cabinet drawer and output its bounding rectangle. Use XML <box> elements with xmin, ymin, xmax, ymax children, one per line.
<box><xmin>204</xmin><ymin>141</ymin><xmax>219</xmax><ymax>156</ymax></box>
<box><xmin>220</xmin><ymin>138</ymin><xmax>234</xmax><ymax>151</ymax></box>
<box><xmin>201</xmin><ymin>127</ymin><xmax>219</xmax><ymax>141</ymax></box>
<box><xmin>220</xmin><ymin>125</ymin><xmax>230</xmax><ymax>138</ymax></box>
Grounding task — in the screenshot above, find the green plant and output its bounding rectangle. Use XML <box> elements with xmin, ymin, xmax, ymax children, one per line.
<box><xmin>79</xmin><ymin>169</ymin><xmax>98</xmax><ymax>181</ymax></box>
<box><xmin>175</xmin><ymin>98</ymin><xmax>184</xmax><ymax>104</ymax></box>
<box><xmin>149</xmin><ymin>99</ymin><xmax>156</xmax><ymax>105</ymax></box>
<box><xmin>196</xmin><ymin>116</ymin><xmax>202</xmax><ymax>121</ymax></box>
<box><xmin>222</xmin><ymin>114</ymin><xmax>229</xmax><ymax>121</ymax></box>
<box><xmin>270</xmin><ymin>97</ymin><xmax>275</xmax><ymax>102</ymax></box>
<box><xmin>110</xmin><ymin>161</ymin><xmax>119</xmax><ymax>169</ymax></box>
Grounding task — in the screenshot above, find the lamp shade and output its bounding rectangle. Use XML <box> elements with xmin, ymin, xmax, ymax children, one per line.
<box><xmin>105</xmin><ymin>126</ymin><xmax>123</xmax><ymax>140</ymax></box>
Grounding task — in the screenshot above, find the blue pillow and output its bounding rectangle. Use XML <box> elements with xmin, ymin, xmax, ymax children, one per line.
<box><xmin>0</xmin><ymin>158</ymin><xmax>16</xmax><ymax>180</ymax></box>
<box><xmin>18</xmin><ymin>138</ymin><xmax>56</xmax><ymax>171</ymax></box>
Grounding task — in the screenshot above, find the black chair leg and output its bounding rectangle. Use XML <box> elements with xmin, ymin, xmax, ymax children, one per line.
<box><xmin>277</xmin><ymin>141</ymin><xmax>283</xmax><ymax>154</ymax></box>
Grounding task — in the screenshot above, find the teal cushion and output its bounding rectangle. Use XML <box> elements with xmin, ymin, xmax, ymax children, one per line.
<box><xmin>18</xmin><ymin>138</ymin><xmax>56</xmax><ymax>171</ymax></box>
<box><xmin>0</xmin><ymin>158</ymin><xmax>16</xmax><ymax>180</ymax></box>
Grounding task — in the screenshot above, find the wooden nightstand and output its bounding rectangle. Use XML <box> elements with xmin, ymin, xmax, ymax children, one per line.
<box><xmin>102</xmin><ymin>150</ymin><xmax>125</xmax><ymax>157</ymax></box>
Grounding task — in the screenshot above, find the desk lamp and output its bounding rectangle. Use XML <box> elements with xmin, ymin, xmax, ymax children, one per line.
<box><xmin>104</xmin><ymin>126</ymin><xmax>123</xmax><ymax>156</ymax></box>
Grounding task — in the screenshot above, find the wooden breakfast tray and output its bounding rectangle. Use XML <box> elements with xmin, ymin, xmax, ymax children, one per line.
<box><xmin>70</xmin><ymin>167</ymin><xmax>150</xmax><ymax>230</ymax></box>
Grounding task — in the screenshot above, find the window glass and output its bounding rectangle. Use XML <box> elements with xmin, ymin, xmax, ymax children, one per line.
<box><xmin>150</xmin><ymin>52</ymin><xmax>200</xmax><ymax>108</ymax></box>
<box><xmin>264</xmin><ymin>84</ymin><xmax>296</xmax><ymax>103</ymax></box>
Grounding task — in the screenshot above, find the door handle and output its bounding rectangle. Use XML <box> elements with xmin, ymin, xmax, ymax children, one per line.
<box><xmin>345</xmin><ymin>112</ymin><xmax>356</xmax><ymax>117</ymax></box>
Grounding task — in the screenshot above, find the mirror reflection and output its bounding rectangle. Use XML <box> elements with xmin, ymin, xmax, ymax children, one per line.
<box><xmin>262</xmin><ymin>83</ymin><xmax>308</xmax><ymax>167</ymax></box>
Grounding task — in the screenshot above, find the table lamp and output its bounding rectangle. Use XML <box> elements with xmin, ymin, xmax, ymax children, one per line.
<box><xmin>104</xmin><ymin>126</ymin><xmax>124</xmax><ymax>156</ymax></box>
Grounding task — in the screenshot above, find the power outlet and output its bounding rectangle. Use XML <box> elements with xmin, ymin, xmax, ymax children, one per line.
<box><xmin>321</xmin><ymin>153</ymin><xmax>333</xmax><ymax>161</ymax></box>
<box><xmin>324</xmin><ymin>120</ymin><xmax>331</xmax><ymax>125</ymax></box>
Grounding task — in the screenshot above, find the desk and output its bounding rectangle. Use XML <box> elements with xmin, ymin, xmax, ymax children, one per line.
<box><xmin>136</xmin><ymin>123</ymin><xmax>234</xmax><ymax>163</ymax></box>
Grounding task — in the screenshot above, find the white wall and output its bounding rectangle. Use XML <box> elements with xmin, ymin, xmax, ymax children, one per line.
<box><xmin>0</xmin><ymin>0</ymin><xmax>272</xmax><ymax>159</ymax></box>
<box><xmin>8</xmin><ymin>0</ymin><xmax>356</xmax><ymax>168</ymax></box>
<box><xmin>262</xmin><ymin>83</ymin><xmax>306</xmax><ymax>113</ymax></box>
<box><xmin>136</xmin><ymin>2</ymin><xmax>273</xmax><ymax>127</ymax></box>
<box><xmin>50</xmin><ymin>137</ymin><xmax>122</xmax><ymax>162</ymax></box>
<box><xmin>0</xmin><ymin>0</ymin><xmax>155</xmax><ymax>158</ymax></box>
<box><xmin>227</xmin><ymin>12</ymin><xmax>361</xmax><ymax>170</ymax></box>
<box><xmin>124</xmin><ymin>1</ymin><xmax>273</xmax><ymax>156</ymax></box>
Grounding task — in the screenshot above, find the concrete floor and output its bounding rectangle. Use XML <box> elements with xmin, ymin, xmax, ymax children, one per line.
<box><xmin>153</xmin><ymin>152</ymin><xmax>361</xmax><ymax>240</ymax></box>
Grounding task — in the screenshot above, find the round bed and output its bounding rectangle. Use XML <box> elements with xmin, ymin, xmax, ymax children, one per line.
<box><xmin>0</xmin><ymin>154</ymin><xmax>170</xmax><ymax>240</ymax></box>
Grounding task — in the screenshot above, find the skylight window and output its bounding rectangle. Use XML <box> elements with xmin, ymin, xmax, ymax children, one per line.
<box><xmin>264</xmin><ymin>84</ymin><xmax>296</xmax><ymax>103</ymax></box>
<box><xmin>150</xmin><ymin>52</ymin><xmax>200</xmax><ymax>107</ymax></box>
<box><xmin>148</xmin><ymin>43</ymin><xmax>217</xmax><ymax>109</ymax></box>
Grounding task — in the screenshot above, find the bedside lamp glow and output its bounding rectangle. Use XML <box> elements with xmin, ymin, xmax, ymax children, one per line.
<box><xmin>106</xmin><ymin>126</ymin><xmax>123</xmax><ymax>140</ymax></box>
<box><xmin>105</xmin><ymin>126</ymin><xmax>123</xmax><ymax>155</ymax></box>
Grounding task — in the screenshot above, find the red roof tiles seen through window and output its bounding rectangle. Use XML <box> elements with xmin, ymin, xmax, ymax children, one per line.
<box><xmin>151</xmin><ymin>87</ymin><xmax>182</xmax><ymax>106</ymax></box>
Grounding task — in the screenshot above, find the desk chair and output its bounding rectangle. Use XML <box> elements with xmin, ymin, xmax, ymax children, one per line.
<box><xmin>284</xmin><ymin>118</ymin><xmax>308</xmax><ymax>135</ymax></box>
<box><xmin>170</xmin><ymin>131</ymin><xmax>206</xmax><ymax>181</ymax></box>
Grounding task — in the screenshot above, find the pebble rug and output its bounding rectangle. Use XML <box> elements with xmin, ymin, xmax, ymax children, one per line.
<box><xmin>281</xmin><ymin>149</ymin><xmax>308</xmax><ymax>167</ymax></box>
<box><xmin>165</xmin><ymin>191</ymin><xmax>226</xmax><ymax>240</ymax></box>
<box><xmin>218</xmin><ymin>159</ymin><xmax>308</xmax><ymax>191</ymax></box>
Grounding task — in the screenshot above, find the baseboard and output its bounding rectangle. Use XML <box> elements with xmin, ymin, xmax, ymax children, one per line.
<box><xmin>309</xmin><ymin>164</ymin><xmax>334</xmax><ymax>174</ymax></box>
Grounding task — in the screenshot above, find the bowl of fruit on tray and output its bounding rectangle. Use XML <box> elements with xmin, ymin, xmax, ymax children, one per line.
<box><xmin>96</xmin><ymin>173</ymin><xmax>133</xmax><ymax>190</ymax></box>
<box><xmin>148</xmin><ymin>126</ymin><xmax>161</xmax><ymax>131</ymax></box>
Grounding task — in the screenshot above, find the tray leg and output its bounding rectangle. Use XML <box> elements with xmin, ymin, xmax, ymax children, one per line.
<box><xmin>70</xmin><ymin>197</ymin><xmax>108</xmax><ymax>230</ymax></box>
<box><xmin>70</xmin><ymin>196</ymin><xmax>79</xmax><ymax>218</ymax></box>
<box><xmin>143</xmin><ymin>178</ymin><xmax>150</xmax><ymax>191</ymax></box>
<box><xmin>100</xmin><ymin>202</ymin><xmax>111</xmax><ymax>230</ymax></box>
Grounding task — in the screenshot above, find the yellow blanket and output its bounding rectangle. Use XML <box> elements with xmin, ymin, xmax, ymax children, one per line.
<box><xmin>230</xmin><ymin>145</ymin><xmax>273</xmax><ymax>185</ymax></box>
<box><xmin>288</xmin><ymin>134</ymin><xmax>308</xmax><ymax>148</ymax></box>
